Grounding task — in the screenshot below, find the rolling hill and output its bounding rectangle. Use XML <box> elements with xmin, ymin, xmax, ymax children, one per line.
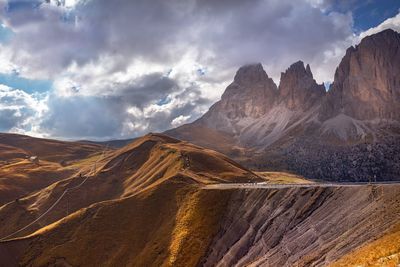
<box><xmin>0</xmin><ymin>133</ymin><xmax>103</xmax><ymax>205</ymax></box>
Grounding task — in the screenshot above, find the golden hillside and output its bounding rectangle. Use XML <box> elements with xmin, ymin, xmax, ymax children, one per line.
<box><xmin>0</xmin><ymin>133</ymin><xmax>103</xmax><ymax>205</ymax></box>
<box><xmin>0</xmin><ymin>133</ymin><xmax>262</xmax><ymax>266</ymax></box>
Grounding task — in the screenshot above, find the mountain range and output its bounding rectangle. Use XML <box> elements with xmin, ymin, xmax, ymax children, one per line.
<box><xmin>167</xmin><ymin>29</ymin><xmax>400</xmax><ymax>182</ymax></box>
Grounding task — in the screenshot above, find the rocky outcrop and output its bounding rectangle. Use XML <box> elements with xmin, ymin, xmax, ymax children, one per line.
<box><xmin>167</xmin><ymin>29</ymin><xmax>400</xmax><ymax>181</ymax></box>
<box><xmin>214</xmin><ymin>63</ymin><xmax>277</xmax><ymax>119</ymax></box>
<box><xmin>186</xmin><ymin>63</ymin><xmax>278</xmax><ymax>139</ymax></box>
<box><xmin>321</xmin><ymin>29</ymin><xmax>400</xmax><ymax>121</ymax></box>
<box><xmin>193</xmin><ymin>62</ymin><xmax>322</xmax><ymax>140</ymax></box>
<box><xmin>279</xmin><ymin>61</ymin><xmax>325</xmax><ymax>110</ymax></box>
<box><xmin>198</xmin><ymin>64</ymin><xmax>277</xmax><ymax>135</ymax></box>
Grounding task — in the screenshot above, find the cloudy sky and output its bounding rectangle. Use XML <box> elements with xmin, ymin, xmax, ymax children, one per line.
<box><xmin>0</xmin><ymin>0</ymin><xmax>399</xmax><ymax>140</ymax></box>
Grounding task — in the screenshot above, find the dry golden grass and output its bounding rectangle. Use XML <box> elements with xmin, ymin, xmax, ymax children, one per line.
<box><xmin>0</xmin><ymin>133</ymin><xmax>102</xmax><ymax>163</ymax></box>
<box><xmin>165</xmin><ymin>124</ymin><xmax>243</xmax><ymax>156</ymax></box>
<box><xmin>168</xmin><ymin>188</ymin><xmax>231</xmax><ymax>266</ymax></box>
<box><xmin>0</xmin><ymin>159</ymin><xmax>75</xmax><ymax>205</ymax></box>
<box><xmin>17</xmin><ymin>181</ymin><xmax>231</xmax><ymax>267</ymax></box>
<box><xmin>255</xmin><ymin>171</ymin><xmax>312</xmax><ymax>184</ymax></box>
<box><xmin>330</xmin><ymin>223</ymin><xmax>400</xmax><ymax>267</ymax></box>
<box><xmin>0</xmin><ymin>133</ymin><xmax>104</xmax><ymax>205</ymax></box>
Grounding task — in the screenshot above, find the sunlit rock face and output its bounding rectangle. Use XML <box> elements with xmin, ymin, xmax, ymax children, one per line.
<box><xmin>195</xmin><ymin>63</ymin><xmax>278</xmax><ymax>136</ymax></box>
<box><xmin>321</xmin><ymin>29</ymin><xmax>400</xmax><ymax>121</ymax></box>
<box><xmin>225</xmin><ymin>63</ymin><xmax>278</xmax><ymax>119</ymax></box>
<box><xmin>204</xmin><ymin>64</ymin><xmax>277</xmax><ymax>123</ymax></box>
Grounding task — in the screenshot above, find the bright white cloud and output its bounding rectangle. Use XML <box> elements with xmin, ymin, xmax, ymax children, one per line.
<box><xmin>359</xmin><ymin>12</ymin><xmax>400</xmax><ymax>39</ymax></box>
<box><xmin>171</xmin><ymin>115</ymin><xmax>191</xmax><ymax>127</ymax></box>
<box><xmin>0</xmin><ymin>84</ymin><xmax>48</xmax><ymax>137</ymax></box>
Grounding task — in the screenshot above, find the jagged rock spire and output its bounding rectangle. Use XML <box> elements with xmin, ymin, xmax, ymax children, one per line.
<box><xmin>233</xmin><ymin>63</ymin><xmax>270</xmax><ymax>85</ymax></box>
<box><xmin>278</xmin><ymin>60</ymin><xmax>325</xmax><ymax>110</ymax></box>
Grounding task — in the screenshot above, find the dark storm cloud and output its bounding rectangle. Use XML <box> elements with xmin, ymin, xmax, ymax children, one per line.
<box><xmin>40</xmin><ymin>74</ymin><xmax>211</xmax><ymax>139</ymax></box>
<box><xmin>0</xmin><ymin>108</ymin><xmax>22</xmax><ymax>131</ymax></box>
<box><xmin>1</xmin><ymin>0</ymin><xmax>196</xmax><ymax>75</ymax></box>
<box><xmin>114</xmin><ymin>74</ymin><xmax>178</xmax><ymax>109</ymax></box>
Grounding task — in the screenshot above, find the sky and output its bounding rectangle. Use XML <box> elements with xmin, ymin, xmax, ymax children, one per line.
<box><xmin>0</xmin><ymin>0</ymin><xmax>399</xmax><ymax>140</ymax></box>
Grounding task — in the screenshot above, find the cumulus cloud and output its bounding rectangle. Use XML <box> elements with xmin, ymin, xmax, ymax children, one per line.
<box><xmin>171</xmin><ymin>115</ymin><xmax>191</xmax><ymax>127</ymax></box>
<box><xmin>359</xmin><ymin>12</ymin><xmax>400</xmax><ymax>39</ymax></box>
<box><xmin>0</xmin><ymin>84</ymin><xmax>47</xmax><ymax>136</ymax></box>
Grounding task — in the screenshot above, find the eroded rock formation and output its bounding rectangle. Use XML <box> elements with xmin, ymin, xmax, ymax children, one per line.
<box><xmin>279</xmin><ymin>61</ymin><xmax>325</xmax><ymax>111</ymax></box>
<box><xmin>321</xmin><ymin>29</ymin><xmax>400</xmax><ymax>121</ymax></box>
<box><xmin>167</xmin><ymin>29</ymin><xmax>400</xmax><ymax>181</ymax></box>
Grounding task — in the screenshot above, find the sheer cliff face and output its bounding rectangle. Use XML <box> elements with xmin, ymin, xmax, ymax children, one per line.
<box><xmin>279</xmin><ymin>61</ymin><xmax>325</xmax><ymax>111</ymax></box>
<box><xmin>322</xmin><ymin>29</ymin><xmax>400</xmax><ymax>121</ymax></box>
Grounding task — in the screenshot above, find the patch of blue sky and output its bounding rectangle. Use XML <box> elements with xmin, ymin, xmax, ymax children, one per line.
<box><xmin>352</xmin><ymin>0</ymin><xmax>400</xmax><ymax>32</ymax></box>
<box><xmin>156</xmin><ymin>96</ymin><xmax>171</xmax><ymax>106</ymax></box>
<box><xmin>6</xmin><ymin>0</ymin><xmax>78</xmax><ymax>25</ymax></box>
<box><xmin>324</xmin><ymin>0</ymin><xmax>400</xmax><ymax>32</ymax></box>
<box><xmin>324</xmin><ymin>82</ymin><xmax>331</xmax><ymax>91</ymax></box>
<box><xmin>197</xmin><ymin>68</ymin><xmax>206</xmax><ymax>76</ymax></box>
<box><xmin>164</xmin><ymin>69</ymin><xmax>173</xmax><ymax>77</ymax></box>
<box><xmin>0</xmin><ymin>24</ymin><xmax>14</xmax><ymax>43</ymax></box>
<box><xmin>0</xmin><ymin>72</ymin><xmax>53</xmax><ymax>93</ymax></box>
<box><xmin>6</xmin><ymin>0</ymin><xmax>42</xmax><ymax>13</ymax></box>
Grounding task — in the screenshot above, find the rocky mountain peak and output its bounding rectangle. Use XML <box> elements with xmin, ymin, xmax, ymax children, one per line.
<box><xmin>200</xmin><ymin>63</ymin><xmax>278</xmax><ymax>130</ymax></box>
<box><xmin>305</xmin><ymin>63</ymin><xmax>312</xmax><ymax>77</ymax></box>
<box><xmin>321</xmin><ymin>29</ymin><xmax>400</xmax><ymax>121</ymax></box>
<box><xmin>233</xmin><ymin>63</ymin><xmax>270</xmax><ymax>85</ymax></box>
<box><xmin>361</xmin><ymin>28</ymin><xmax>400</xmax><ymax>47</ymax></box>
<box><xmin>284</xmin><ymin>60</ymin><xmax>312</xmax><ymax>78</ymax></box>
<box><xmin>278</xmin><ymin>60</ymin><xmax>325</xmax><ymax>110</ymax></box>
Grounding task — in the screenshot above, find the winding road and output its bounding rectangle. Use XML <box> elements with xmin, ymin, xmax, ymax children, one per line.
<box><xmin>204</xmin><ymin>181</ymin><xmax>400</xmax><ymax>190</ymax></box>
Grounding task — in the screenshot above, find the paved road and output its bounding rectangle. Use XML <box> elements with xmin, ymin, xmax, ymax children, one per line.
<box><xmin>204</xmin><ymin>181</ymin><xmax>400</xmax><ymax>190</ymax></box>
